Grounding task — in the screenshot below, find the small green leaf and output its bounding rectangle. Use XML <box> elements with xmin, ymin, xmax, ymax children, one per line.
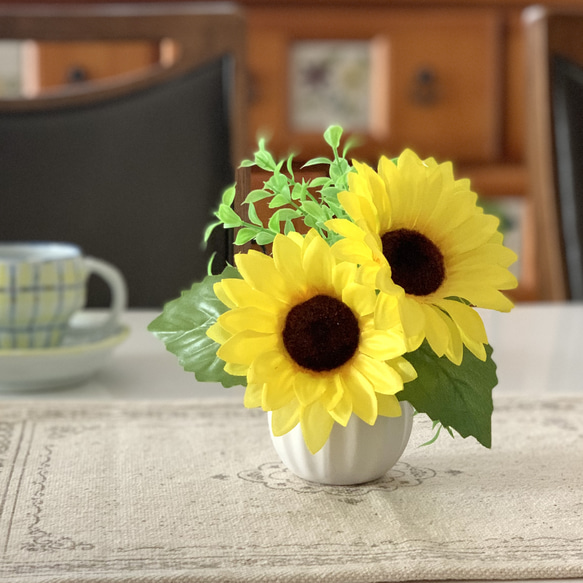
<box><xmin>303</xmin><ymin>156</ymin><xmax>333</xmax><ymax>167</ymax></box>
<box><xmin>268</xmin><ymin>211</ymin><xmax>281</xmax><ymax>233</ymax></box>
<box><xmin>342</xmin><ymin>135</ymin><xmax>361</xmax><ymax>156</ymax></box>
<box><xmin>148</xmin><ymin>266</ymin><xmax>246</xmax><ymax>388</ymax></box>
<box><xmin>255</xmin><ymin>231</ymin><xmax>276</xmax><ymax>245</ymax></box>
<box><xmin>202</xmin><ymin>220</ymin><xmax>221</xmax><ymax>244</ymax></box>
<box><xmin>324</xmin><ymin>125</ymin><xmax>343</xmax><ymax>149</ymax></box>
<box><xmin>400</xmin><ymin>342</ymin><xmax>497</xmax><ymax>448</ymax></box>
<box><xmin>301</xmin><ymin>200</ymin><xmax>329</xmax><ymax>222</ymax></box>
<box><xmin>217</xmin><ymin>204</ymin><xmax>242</xmax><ymax>228</ymax></box>
<box><xmin>244</xmin><ymin>189</ymin><xmax>273</xmax><ymax>204</ymax></box>
<box><xmin>239</xmin><ymin>159</ymin><xmax>256</xmax><ymax>168</ymax></box>
<box><xmin>255</xmin><ymin>149</ymin><xmax>277</xmax><ymax>171</ymax></box>
<box><xmin>206</xmin><ymin>251</ymin><xmax>217</xmax><ymax>275</ymax></box>
<box><xmin>266</xmin><ymin>173</ymin><xmax>289</xmax><ymax>194</ymax></box>
<box><xmin>234</xmin><ymin>227</ymin><xmax>259</xmax><ymax>245</ymax></box>
<box><xmin>268</xmin><ymin>194</ymin><xmax>290</xmax><ymax>208</ymax></box>
<box><xmin>309</xmin><ymin>177</ymin><xmax>331</xmax><ymax>188</ymax></box>
<box><xmin>286</xmin><ymin>153</ymin><xmax>296</xmax><ymax>178</ymax></box>
<box><xmin>274</xmin><ymin>208</ymin><xmax>301</xmax><ymax>221</ymax></box>
<box><xmin>247</xmin><ymin>202</ymin><xmax>263</xmax><ymax>227</ymax></box>
<box><xmin>221</xmin><ymin>184</ymin><xmax>236</xmax><ymax>206</ymax></box>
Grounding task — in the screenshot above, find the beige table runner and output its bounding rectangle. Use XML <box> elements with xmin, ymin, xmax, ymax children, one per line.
<box><xmin>0</xmin><ymin>395</ymin><xmax>581</xmax><ymax>583</ymax></box>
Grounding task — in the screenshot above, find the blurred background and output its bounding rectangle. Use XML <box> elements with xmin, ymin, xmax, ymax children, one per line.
<box><xmin>0</xmin><ymin>0</ymin><xmax>578</xmax><ymax>305</ymax></box>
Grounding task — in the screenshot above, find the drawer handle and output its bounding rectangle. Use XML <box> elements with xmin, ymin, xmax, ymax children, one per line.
<box><xmin>410</xmin><ymin>67</ymin><xmax>440</xmax><ymax>106</ymax></box>
<box><xmin>66</xmin><ymin>65</ymin><xmax>90</xmax><ymax>84</ymax></box>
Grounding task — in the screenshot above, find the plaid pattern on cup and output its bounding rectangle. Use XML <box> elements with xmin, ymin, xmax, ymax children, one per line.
<box><xmin>0</xmin><ymin>256</ymin><xmax>86</xmax><ymax>349</ymax></box>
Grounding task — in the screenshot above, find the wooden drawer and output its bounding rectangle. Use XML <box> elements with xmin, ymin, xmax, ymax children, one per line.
<box><xmin>247</xmin><ymin>6</ymin><xmax>503</xmax><ymax>164</ymax></box>
<box><xmin>31</xmin><ymin>41</ymin><xmax>159</xmax><ymax>92</ymax></box>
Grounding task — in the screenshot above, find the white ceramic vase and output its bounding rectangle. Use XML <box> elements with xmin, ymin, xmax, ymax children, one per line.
<box><xmin>268</xmin><ymin>402</ymin><xmax>414</xmax><ymax>485</ymax></box>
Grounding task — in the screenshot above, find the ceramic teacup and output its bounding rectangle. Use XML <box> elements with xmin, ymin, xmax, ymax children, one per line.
<box><xmin>0</xmin><ymin>242</ymin><xmax>127</xmax><ymax>349</ymax></box>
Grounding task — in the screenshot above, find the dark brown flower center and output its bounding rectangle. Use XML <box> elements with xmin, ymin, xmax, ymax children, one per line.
<box><xmin>381</xmin><ymin>228</ymin><xmax>445</xmax><ymax>296</ymax></box>
<box><xmin>283</xmin><ymin>294</ymin><xmax>360</xmax><ymax>372</ymax></box>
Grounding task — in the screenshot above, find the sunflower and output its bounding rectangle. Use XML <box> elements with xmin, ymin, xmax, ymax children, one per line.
<box><xmin>206</xmin><ymin>230</ymin><xmax>416</xmax><ymax>454</ymax></box>
<box><xmin>326</xmin><ymin>149</ymin><xmax>518</xmax><ymax>365</ymax></box>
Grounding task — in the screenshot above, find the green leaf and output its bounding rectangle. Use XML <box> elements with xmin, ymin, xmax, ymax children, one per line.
<box><xmin>148</xmin><ymin>266</ymin><xmax>246</xmax><ymax>388</ymax></box>
<box><xmin>265</xmin><ymin>173</ymin><xmax>289</xmax><ymax>194</ymax></box>
<box><xmin>268</xmin><ymin>211</ymin><xmax>281</xmax><ymax>233</ymax></box>
<box><xmin>301</xmin><ymin>200</ymin><xmax>330</xmax><ymax>222</ymax></box>
<box><xmin>221</xmin><ymin>184</ymin><xmax>236</xmax><ymax>206</ymax></box>
<box><xmin>247</xmin><ymin>202</ymin><xmax>263</xmax><ymax>227</ymax></box>
<box><xmin>324</xmin><ymin>125</ymin><xmax>343</xmax><ymax>149</ymax></box>
<box><xmin>244</xmin><ymin>189</ymin><xmax>273</xmax><ymax>204</ymax></box>
<box><xmin>303</xmin><ymin>156</ymin><xmax>333</xmax><ymax>167</ymax></box>
<box><xmin>274</xmin><ymin>208</ymin><xmax>301</xmax><ymax>221</ymax></box>
<box><xmin>255</xmin><ymin>231</ymin><xmax>276</xmax><ymax>245</ymax></box>
<box><xmin>400</xmin><ymin>342</ymin><xmax>497</xmax><ymax>448</ymax></box>
<box><xmin>239</xmin><ymin>159</ymin><xmax>256</xmax><ymax>168</ymax></box>
<box><xmin>202</xmin><ymin>220</ymin><xmax>222</xmax><ymax>245</ymax></box>
<box><xmin>268</xmin><ymin>194</ymin><xmax>290</xmax><ymax>208</ymax></box>
<box><xmin>255</xmin><ymin>149</ymin><xmax>277</xmax><ymax>171</ymax></box>
<box><xmin>342</xmin><ymin>135</ymin><xmax>361</xmax><ymax>156</ymax></box>
<box><xmin>234</xmin><ymin>227</ymin><xmax>259</xmax><ymax>245</ymax></box>
<box><xmin>309</xmin><ymin>176</ymin><xmax>332</xmax><ymax>188</ymax></box>
<box><xmin>291</xmin><ymin>182</ymin><xmax>309</xmax><ymax>201</ymax></box>
<box><xmin>217</xmin><ymin>204</ymin><xmax>242</xmax><ymax>228</ymax></box>
<box><xmin>206</xmin><ymin>251</ymin><xmax>217</xmax><ymax>275</ymax></box>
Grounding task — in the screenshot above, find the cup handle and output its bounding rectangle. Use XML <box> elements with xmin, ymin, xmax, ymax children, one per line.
<box><xmin>83</xmin><ymin>256</ymin><xmax>128</xmax><ymax>335</ymax></box>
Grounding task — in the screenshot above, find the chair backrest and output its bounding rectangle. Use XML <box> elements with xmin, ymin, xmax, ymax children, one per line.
<box><xmin>0</xmin><ymin>3</ymin><xmax>246</xmax><ymax>308</ymax></box>
<box><xmin>524</xmin><ymin>6</ymin><xmax>583</xmax><ymax>300</ymax></box>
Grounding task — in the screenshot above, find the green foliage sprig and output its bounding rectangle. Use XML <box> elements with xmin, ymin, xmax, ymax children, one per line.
<box><xmin>204</xmin><ymin>125</ymin><xmax>356</xmax><ymax>251</ymax></box>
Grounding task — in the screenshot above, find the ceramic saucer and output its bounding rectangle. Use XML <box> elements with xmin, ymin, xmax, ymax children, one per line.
<box><xmin>0</xmin><ymin>312</ymin><xmax>130</xmax><ymax>391</ymax></box>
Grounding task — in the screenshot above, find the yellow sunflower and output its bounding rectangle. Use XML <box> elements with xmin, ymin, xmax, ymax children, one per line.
<box><xmin>326</xmin><ymin>149</ymin><xmax>518</xmax><ymax>365</ymax></box>
<box><xmin>207</xmin><ymin>230</ymin><xmax>416</xmax><ymax>454</ymax></box>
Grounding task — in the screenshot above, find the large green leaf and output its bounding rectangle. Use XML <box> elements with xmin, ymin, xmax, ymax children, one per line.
<box><xmin>148</xmin><ymin>266</ymin><xmax>246</xmax><ymax>388</ymax></box>
<box><xmin>400</xmin><ymin>342</ymin><xmax>497</xmax><ymax>447</ymax></box>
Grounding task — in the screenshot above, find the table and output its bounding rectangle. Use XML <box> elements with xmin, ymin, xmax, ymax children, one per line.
<box><xmin>0</xmin><ymin>304</ymin><xmax>581</xmax><ymax>582</ymax></box>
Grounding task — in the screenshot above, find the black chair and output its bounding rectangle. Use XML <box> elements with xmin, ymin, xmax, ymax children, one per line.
<box><xmin>0</xmin><ymin>3</ymin><xmax>246</xmax><ymax>308</ymax></box>
<box><xmin>524</xmin><ymin>6</ymin><xmax>583</xmax><ymax>300</ymax></box>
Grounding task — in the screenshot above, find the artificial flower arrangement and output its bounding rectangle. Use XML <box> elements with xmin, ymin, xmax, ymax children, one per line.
<box><xmin>149</xmin><ymin>126</ymin><xmax>517</xmax><ymax>456</ymax></box>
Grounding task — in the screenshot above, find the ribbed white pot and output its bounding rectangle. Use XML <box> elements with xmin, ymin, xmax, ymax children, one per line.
<box><xmin>268</xmin><ymin>402</ymin><xmax>414</xmax><ymax>485</ymax></box>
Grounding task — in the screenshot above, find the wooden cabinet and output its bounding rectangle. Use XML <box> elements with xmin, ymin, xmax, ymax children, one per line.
<box><xmin>34</xmin><ymin>41</ymin><xmax>159</xmax><ymax>90</ymax></box>
<box><xmin>21</xmin><ymin>0</ymin><xmax>575</xmax><ymax>301</ymax></box>
<box><xmin>247</xmin><ymin>7</ymin><xmax>504</xmax><ymax>165</ymax></box>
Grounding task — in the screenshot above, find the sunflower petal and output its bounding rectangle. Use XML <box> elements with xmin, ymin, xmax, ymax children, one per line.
<box><xmin>235</xmin><ymin>251</ymin><xmax>290</xmax><ymax>302</ymax></box>
<box><xmin>217</xmin><ymin>331</ymin><xmax>278</xmax><ymax>365</ymax></box>
<box><xmin>206</xmin><ymin>322</ymin><xmax>231</xmax><ymax>344</ymax></box>
<box><xmin>219</xmin><ymin>306</ymin><xmax>277</xmax><ymax>335</ymax></box>
<box><xmin>353</xmin><ymin>354</ymin><xmax>404</xmax><ymax>396</ymax></box>
<box><xmin>302</xmin><ymin>235</ymin><xmax>334</xmax><ymax>292</ymax></box>
<box><xmin>388</xmin><ymin>356</ymin><xmax>418</xmax><ymax>383</ymax></box>
<box><xmin>271</xmin><ymin>399</ymin><xmax>300</xmax><ymax>436</ymax></box>
<box><xmin>224</xmin><ymin>362</ymin><xmax>249</xmax><ymax>376</ymax></box>
<box><xmin>420</xmin><ymin>304</ymin><xmax>452</xmax><ymax>358</ymax></box>
<box><xmin>377</xmin><ymin>393</ymin><xmax>403</xmax><ymax>417</ymax></box>
<box><xmin>262</xmin><ymin>376</ymin><xmax>295</xmax><ymax>410</ymax></box>
<box><xmin>293</xmin><ymin>371</ymin><xmax>327</xmax><ymax>407</ymax></box>
<box><xmin>213</xmin><ymin>281</ymin><xmax>236</xmax><ymax>309</ymax></box>
<box><xmin>342</xmin><ymin>282</ymin><xmax>376</xmax><ymax>316</ymax></box>
<box><xmin>220</xmin><ymin>278</ymin><xmax>282</xmax><ymax>312</ymax></box>
<box><xmin>301</xmin><ymin>400</ymin><xmax>335</xmax><ymax>454</ymax></box>
<box><xmin>343</xmin><ymin>364</ymin><xmax>378</xmax><ymax>425</ymax></box>
<box><xmin>273</xmin><ymin>233</ymin><xmax>307</xmax><ymax>293</ymax></box>
<box><xmin>329</xmin><ymin>377</ymin><xmax>353</xmax><ymax>426</ymax></box>
<box><xmin>244</xmin><ymin>382</ymin><xmax>263</xmax><ymax>408</ymax></box>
